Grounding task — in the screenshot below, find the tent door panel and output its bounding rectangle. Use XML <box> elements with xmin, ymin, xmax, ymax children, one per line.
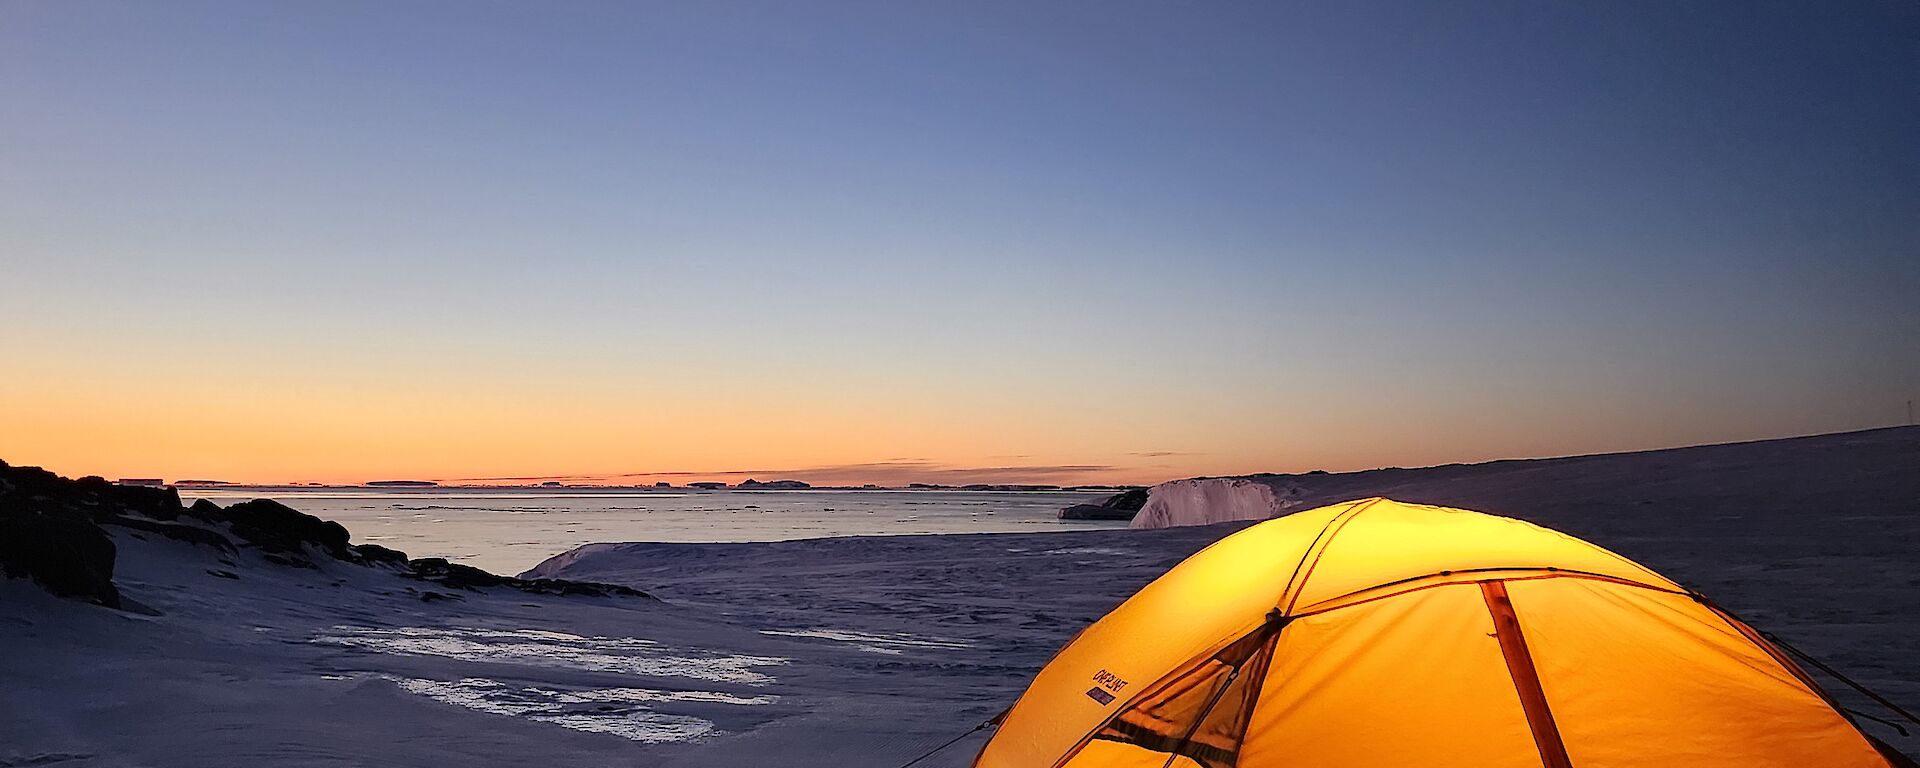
<box><xmin>1080</xmin><ymin>624</ymin><xmax>1281</xmax><ymax>768</ymax></box>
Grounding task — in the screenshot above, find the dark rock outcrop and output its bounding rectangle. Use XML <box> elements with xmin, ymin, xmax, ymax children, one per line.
<box><xmin>0</xmin><ymin>459</ymin><xmax>188</xmax><ymax>608</ymax></box>
<box><xmin>406</xmin><ymin>557</ymin><xmax>654</xmax><ymax>599</ymax></box>
<box><xmin>1059</xmin><ymin>487</ymin><xmax>1149</xmax><ymax>520</ymax></box>
<box><xmin>213</xmin><ymin>499</ymin><xmax>352</xmax><ymax>564</ymax></box>
<box><xmin>352</xmin><ymin>543</ymin><xmax>411</xmax><ymax>568</ymax></box>
<box><xmin>0</xmin><ymin>496</ymin><xmax>121</xmax><ymax>607</ymax></box>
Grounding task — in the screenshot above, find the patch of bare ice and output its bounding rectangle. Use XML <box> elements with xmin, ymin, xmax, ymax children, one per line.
<box><xmin>314</xmin><ymin>626</ymin><xmax>788</xmax><ymax>685</ymax></box>
<box><xmin>385</xmin><ymin>677</ymin><xmax>763</xmax><ymax>742</ymax></box>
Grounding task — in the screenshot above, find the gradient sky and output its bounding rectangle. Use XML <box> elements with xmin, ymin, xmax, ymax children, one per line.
<box><xmin>3</xmin><ymin>1</ymin><xmax>1916</xmax><ymax>486</ymax></box>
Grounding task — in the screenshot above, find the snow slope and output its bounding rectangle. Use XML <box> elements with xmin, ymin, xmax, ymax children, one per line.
<box><xmin>1132</xmin><ymin>426</ymin><xmax>1920</xmax><ymax>534</ymax></box>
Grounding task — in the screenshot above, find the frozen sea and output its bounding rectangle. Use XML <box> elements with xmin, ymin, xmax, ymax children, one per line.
<box><xmin>175</xmin><ymin>488</ymin><xmax>1130</xmax><ymax>574</ymax></box>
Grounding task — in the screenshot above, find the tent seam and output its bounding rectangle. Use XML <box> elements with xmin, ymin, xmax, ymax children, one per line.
<box><xmin>1292</xmin><ymin>568</ymin><xmax>1689</xmax><ymax>617</ymax></box>
<box><xmin>1280</xmin><ymin>497</ymin><xmax>1384</xmax><ymax>615</ymax></box>
<box><xmin>1480</xmin><ymin>580</ymin><xmax>1574</xmax><ymax>768</ymax></box>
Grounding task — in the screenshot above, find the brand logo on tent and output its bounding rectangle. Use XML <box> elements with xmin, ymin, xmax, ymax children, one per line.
<box><xmin>1085</xmin><ymin>669</ymin><xmax>1128</xmax><ymax>705</ymax></box>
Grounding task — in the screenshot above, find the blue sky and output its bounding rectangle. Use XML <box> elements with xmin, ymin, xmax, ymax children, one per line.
<box><xmin>2</xmin><ymin>1</ymin><xmax>1916</xmax><ymax>484</ymax></box>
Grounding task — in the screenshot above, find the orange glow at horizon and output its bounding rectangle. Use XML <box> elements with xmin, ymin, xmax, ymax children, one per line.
<box><xmin>3</xmin><ymin>350</ymin><xmax>1883</xmax><ymax>488</ymax></box>
<box><xmin>4</xmin><ymin>306</ymin><xmax>1899</xmax><ymax>488</ymax></box>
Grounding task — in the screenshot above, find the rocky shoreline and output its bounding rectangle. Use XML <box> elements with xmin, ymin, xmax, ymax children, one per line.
<box><xmin>0</xmin><ymin>460</ymin><xmax>651</xmax><ymax>611</ymax></box>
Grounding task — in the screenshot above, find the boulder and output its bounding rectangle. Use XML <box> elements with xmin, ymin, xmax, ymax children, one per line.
<box><xmin>0</xmin><ymin>504</ymin><xmax>120</xmax><ymax>607</ymax></box>
<box><xmin>220</xmin><ymin>499</ymin><xmax>353</xmax><ymax>563</ymax></box>
<box><xmin>1058</xmin><ymin>487</ymin><xmax>1150</xmax><ymax>520</ymax></box>
<box><xmin>352</xmin><ymin>543</ymin><xmax>412</xmax><ymax>568</ymax></box>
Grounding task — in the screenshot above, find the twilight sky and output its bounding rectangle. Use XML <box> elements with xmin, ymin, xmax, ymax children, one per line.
<box><xmin>3</xmin><ymin>1</ymin><xmax>1916</xmax><ymax>486</ymax></box>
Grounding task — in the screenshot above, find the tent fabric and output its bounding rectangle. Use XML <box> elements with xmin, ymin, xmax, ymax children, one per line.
<box><xmin>974</xmin><ymin>498</ymin><xmax>1898</xmax><ymax>768</ymax></box>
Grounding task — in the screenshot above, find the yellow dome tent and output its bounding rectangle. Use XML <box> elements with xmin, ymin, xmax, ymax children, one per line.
<box><xmin>973</xmin><ymin>498</ymin><xmax>1911</xmax><ymax>768</ymax></box>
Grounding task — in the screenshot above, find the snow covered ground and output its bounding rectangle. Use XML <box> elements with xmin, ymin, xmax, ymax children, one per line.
<box><xmin>4</xmin><ymin>427</ymin><xmax>1917</xmax><ymax>766</ymax></box>
<box><xmin>0</xmin><ymin>529</ymin><xmax>807</xmax><ymax>766</ymax></box>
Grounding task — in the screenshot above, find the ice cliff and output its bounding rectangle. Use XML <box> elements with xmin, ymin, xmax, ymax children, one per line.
<box><xmin>1128</xmin><ymin>478</ymin><xmax>1298</xmax><ymax>530</ymax></box>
